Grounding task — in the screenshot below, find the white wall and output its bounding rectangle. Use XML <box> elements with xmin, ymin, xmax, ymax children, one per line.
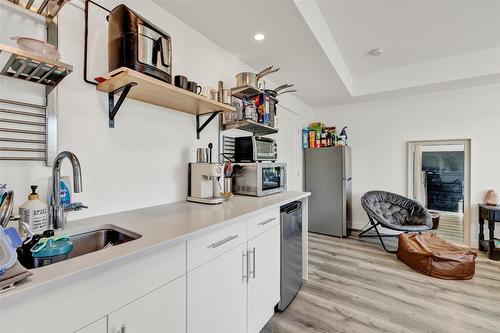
<box><xmin>315</xmin><ymin>83</ymin><xmax>500</xmax><ymax>246</ymax></box>
<box><xmin>1</xmin><ymin>1</ymin><xmax>313</xmax><ymax>220</ymax></box>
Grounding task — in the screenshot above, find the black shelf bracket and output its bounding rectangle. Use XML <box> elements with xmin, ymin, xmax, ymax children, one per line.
<box><xmin>108</xmin><ymin>82</ymin><xmax>137</xmax><ymax>128</ymax></box>
<box><xmin>196</xmin><ymin>111</ymin><xmax>222</xmax><ymax>139</ymax></box>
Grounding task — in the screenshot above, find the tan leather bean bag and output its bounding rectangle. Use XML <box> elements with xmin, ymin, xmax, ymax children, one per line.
<box><xmin>397</xmin><ymin>233</ymin><xmax>477</xmax><ymax>280</ymax></box>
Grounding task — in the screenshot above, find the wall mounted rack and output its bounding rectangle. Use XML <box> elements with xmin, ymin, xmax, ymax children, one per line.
<box><xmin>0</xmin><ymin>44</ymin><xmax>73</xmax><ymax>91</ymax></box>
<box><xmin>1</xmin><ymin>0</ymin><xmax>65</xmax><ymax>165</ymax></box>
<box><xmin>0</xmin><ymin>98</ymin><xmax>48</xmax><ymax>161</ymax></box>
<box><xmin>4</xmin><ymin>0</ymin><xmax>69</xmax><ymax>21</ymax></box>
<box><xmin>222</xmin><ymin>119</ymin><xmax>278</xmax><ymax>135</ymax></box>
<box><xmin>231</xmin><ymin>84</ymin><xmax>277</xmax><ymax>101</ymax></box>
<box><xmin>96</xmin><ymin>68</ymin><xmax>235</xmax><ymax>136</ymax></box>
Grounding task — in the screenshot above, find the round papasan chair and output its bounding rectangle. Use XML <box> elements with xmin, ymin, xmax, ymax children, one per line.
<box><xmin>360</xmin><ymin>190</ymin><xmax>433</xmax><ymax>253</ymax></box>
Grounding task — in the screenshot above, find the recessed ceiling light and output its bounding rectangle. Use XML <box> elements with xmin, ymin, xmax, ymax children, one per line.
<box><xmin>367</xmin><ymin>48</ymin><xmax>384</xmax><ymax>56</ymax></box>
<box><xmin>254</xmin><ymin>33</ymin><xmax>265</xmax><ymax>41</ymax></box>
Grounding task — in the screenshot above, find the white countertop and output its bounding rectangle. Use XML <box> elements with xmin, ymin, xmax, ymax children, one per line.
<box><xmin>0</xmin><ymin>191</ymin><xmax>310</xmax><ymax>306</ymax></box>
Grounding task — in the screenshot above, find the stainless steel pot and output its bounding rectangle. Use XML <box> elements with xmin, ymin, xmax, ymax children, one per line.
<box><xmin>236</xmin><ymin>65</ymin><xmax>280</xmax><ymax>88</ymax></box>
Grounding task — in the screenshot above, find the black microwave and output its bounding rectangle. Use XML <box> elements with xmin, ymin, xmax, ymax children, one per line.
<box><xmin>235</xmin><ymin>136</ymin><xmax>277</xmax><ymax>162</ymax></box>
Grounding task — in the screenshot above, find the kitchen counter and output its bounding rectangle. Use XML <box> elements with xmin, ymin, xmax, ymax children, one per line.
<box><xmin>0</xmin><ymin>191</ymin><xmax>310</xmax><ymax>307</ymax></box>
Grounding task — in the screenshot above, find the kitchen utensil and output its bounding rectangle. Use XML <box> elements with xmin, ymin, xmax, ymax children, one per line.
<box><xmin>200</xmin><ymin>86</ymin><xmax>213</xmax><ymax>98</ymax></box>
<box><xmin>209</xmin><ymin>89</ymin><xmax>218</xmax><ymax>101</ymax></box>
<box><xmin>0</xmin><ymin>226</ymin><xmax>22</xmax><ymax>275</ymax></box>
<box><xmin>108</xmin><ymin>4</ymin><xmax>173</xmax><ymax>83</ymax></box>
<box><xmin>187</xmin><ymin>163</ymin><xmax>224</xmax><ymax>205</ymax></box>
<box><xmin>235</xmin><ymin>65</ymin><xmax>280</xmax><ymax>88</ymax></box>
<box><xmin>231</xmin><ymin>98</ymin><xmax>243</xmax><ymax>121</ymax></box>
<box><xmin>196</xmin><ymin>148</ymin><xmax>209</xmax><ymax>163</ymax></box>
<box><xmin>0</xmin><ymin>191</ymin><xmax>14</xmax><ymax>228</ymax></box>
<box><xmin>20</xmin><ymin>222</ymin><xmax>34</xmax><ymax>238</ymax></box>
<box><xmin>224</xmin><ymin>161</ymin><xmax>233</xmax><ymax>178</ymax></box>
<box><xmin>276</xmin><ymin>89</ymin><xmax>297</xmax><ymax>96</ymax></box>
<box><xmin>243</xmin><ymin>101</ymin><xmax>257</xmax><ymax>121</ymax></box>
<box><xmin>274</xmin><ymin>83</ymin><xmax>295</xmax><ymax>93</ymax></box>
<box><xmin>17</xmin><ymin>230</ymin><xmax>54</xmax><ymax>269</ymax></box>
<box><xmin>11</xmin><ymin>36</ymin><xmax>61</xmax><ymax>60</ymax></box>
<box><xmin>219</xmin><ymin>89</ymin><xmax>232</xmax><ymax>104</ymax></box>
<box><xmin>174</xmin><ymin>75</ymin><xmax>188</xmax><ymax>89</ymax></box>
<box><xmin>208</xmin><ymin>143</ymin><xmax>213</xmax><ymax>163</ymax></box>
<box><xmin>264</xmin><ymin>84</ymin><xmax>296</xmax><ymax>98</ymax></box>
<box><xmin>187</xmin><ymin>81</ymin><xmax>202</xmax><ymax>94</ymax></box>
<box><xmin>223</xmin><ymin>178</ymin><xmax>233</xmax><ymax>196</ymax></box>
<box><xmin>30</xmin><ymin>234</ymin><xmax>73</xmax><ymax>268</ymax></box>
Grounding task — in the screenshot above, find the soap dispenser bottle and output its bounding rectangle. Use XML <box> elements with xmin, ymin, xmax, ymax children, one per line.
<box><xmin>19</xmin><ymin>185</ymin><xmax>49</xmax><ymax>236</ymax></box>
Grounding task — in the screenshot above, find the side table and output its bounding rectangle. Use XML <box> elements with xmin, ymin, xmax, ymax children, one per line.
<box><xmin>479</xmin><ymin>204</ymin><xmax>500</xmax><ymax>260</ymax></box>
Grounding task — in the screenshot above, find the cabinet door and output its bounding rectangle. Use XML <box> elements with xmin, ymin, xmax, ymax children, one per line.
<box><xmin>247</xmin><ymin>225</ymin><xmax>281</xmax><ymax>333</ymax></box>
<box><xmin>108</xmin><ymin>275</ymin><xmax>186</xmax><ymax>333</ymax></box>
<box><xmin>75</xmin><ymin>318</ymin><xmax>107</xmax><ymax>333</ymax></box>
<box><xmin>187</xmin><ymin>243</ymin><xmax>247</xmax><ymax>333</ymax></box>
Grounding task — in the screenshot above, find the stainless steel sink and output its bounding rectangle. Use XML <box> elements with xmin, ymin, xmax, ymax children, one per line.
<box><xmin>68</xmin><ymin>225</ymin><xmax>141</xmax><ymax>259</ymax></box>
<box><xmin>20</xmin><ymin>225</ymin><xmax>142</xmax><ymax>269</ymax></box>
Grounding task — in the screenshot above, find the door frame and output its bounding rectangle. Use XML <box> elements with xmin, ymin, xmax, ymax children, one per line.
<box><xmin>276</xmin><ymin>104</ymin><xmax>300</xmax><ymax>191</ymax></box>
<box><xmin>407</xmin><ymin>139</ymin><xmax>471</xmax><ymax>245</ymax></box>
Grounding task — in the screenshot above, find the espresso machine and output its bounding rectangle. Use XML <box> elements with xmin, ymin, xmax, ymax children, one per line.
<box><xmin>187</xmin><ymin>163</ymin><xmax>224</xmax><ymax>205</ymax></box>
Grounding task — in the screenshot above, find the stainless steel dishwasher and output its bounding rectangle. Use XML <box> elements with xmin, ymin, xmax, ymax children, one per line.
<box><xmin>277</xmin><ymin>201</ymin><xmax>303</xmax><ymax>311</ymax></box>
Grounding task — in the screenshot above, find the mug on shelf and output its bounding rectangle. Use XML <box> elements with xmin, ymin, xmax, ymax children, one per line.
<box><xmin>174</xmin><ymin>75</ymin><xmax>188</xmax><ymax>90</ymax></box>
<box><xmin>187</xmin><ymin>81</ymin><xmax>202</xmax><ymax>94</ymax></box>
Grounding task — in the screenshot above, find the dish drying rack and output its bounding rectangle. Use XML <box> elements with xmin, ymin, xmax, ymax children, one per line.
<box><xmin>0</xmin><ymin>44</ymin><xmax>73</xmax><ymax>88</ymax></box>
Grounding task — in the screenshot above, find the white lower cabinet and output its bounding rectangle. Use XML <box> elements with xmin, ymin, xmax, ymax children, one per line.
<box><xmin>75</xmin><ymin>318</ymin><xmax>107</xmax><ymax>333</ymax></box>
<box><xmin>187</xmin><ymin>243</ymin><xmax>248</xmax><ymax>333</ymax></box>
<box><xmin>247</xmin><ymin>225</ymin><xmax>281</xmax><ymax>333</ymax></box>
<box><xmin>107</xmin><ymin>275</ymin><xmax>186</xmax><ymax>333</ymax></box>
<box><xmin>187</xmin><ymin>211</ymin><xmax>282</xmax><ymax>333</ymax></box>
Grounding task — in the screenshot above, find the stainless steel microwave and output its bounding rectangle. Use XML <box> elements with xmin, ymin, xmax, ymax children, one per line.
<box><xmin>234</xmin><ymin>136</ymin><xmax>277</xmax><ymax>162</ymax></box>
<box><xmin>232</xmin><ymin>162</ymin><xmax>287</xmax><ymax>197</ymax></box>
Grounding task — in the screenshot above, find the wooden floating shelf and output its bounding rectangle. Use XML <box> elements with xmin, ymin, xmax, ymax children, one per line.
<box><xmin>97</xmin><ymin>68</ymin><xmax>235</xmax><ymax>116</ymax></box>
<box><xmin>223</xmin><ymin>120</ymin><xmax>278</xmax><ymax>135</ymax></box>
<box><xmin>0</xmin><ymin>43</ymin><xmax>73</xmax><ymax>87</ymax></box>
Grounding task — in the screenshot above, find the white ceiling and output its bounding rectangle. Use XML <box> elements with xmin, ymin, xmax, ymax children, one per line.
<box><xmin>155</xmin><ymin>0</ymin><xmax>350</xmax><ymax>108</ymax></box>
<box><xmin>155</xmin><ymin>0</ymin><xmax>500</xmax><ymax>108</ymax></box>
<box><xmin>318</xmin><ymin>0</ymin><xmax>500</xmax><ymax>75</ymax></box>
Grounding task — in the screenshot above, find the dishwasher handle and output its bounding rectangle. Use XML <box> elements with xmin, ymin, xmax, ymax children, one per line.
<box><xmin>281</xmin><ymin>201</ymin><xmax>302</xmax><ymax>215</ymax></box>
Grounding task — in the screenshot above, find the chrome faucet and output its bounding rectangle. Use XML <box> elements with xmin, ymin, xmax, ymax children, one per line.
<box><xmin>50</xmin><ymin>151</ymin><xmax>87</xmax><ymax>230</ymax></box>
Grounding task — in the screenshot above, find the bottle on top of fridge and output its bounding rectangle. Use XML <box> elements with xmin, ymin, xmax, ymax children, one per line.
<box><xmin>302</xmin><ymin>128</ymin><xmax>309</xmax><ymax>149</ymax></box>
<box><xmin>19</xmin><ymin>185</ymin><xmax>49</xmax><ymax>236</ymax></box>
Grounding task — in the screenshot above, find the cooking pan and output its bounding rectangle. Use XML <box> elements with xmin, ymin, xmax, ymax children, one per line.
<box><xmin>264</xmin><ymin>84</ymin><xmax>297</xmax><ymax>99</ymax></box>
<box><xmin>236</xmin><ymin>65</ymin><xmax>280</xmax><ymax>88</ymax></box>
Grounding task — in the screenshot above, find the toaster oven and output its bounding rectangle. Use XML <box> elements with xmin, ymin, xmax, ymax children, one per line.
<box><xmin>108</xmin><ymin>4</ymin><xmax>172</xmax><ymax>83</ymax></box>
<box><xmin>234</xmin><ymin>136</ymin><xmax>277</xmax><ymax>162</ymax></box>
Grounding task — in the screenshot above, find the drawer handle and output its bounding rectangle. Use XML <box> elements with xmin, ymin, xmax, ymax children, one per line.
<box><xmin>207</xmin><ymin>235</ymin><xmax>238</xmax><ymax>249</ymax></box>
<box><xmin>258</xmin><ymin>218</ymin><xmax>276</xmax><ymax>226</ymax></box>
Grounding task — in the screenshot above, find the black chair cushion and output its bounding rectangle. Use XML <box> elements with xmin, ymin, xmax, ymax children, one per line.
<box><xmin>361</xmin><ymin>191</ymin><xmax>432</xmax><ymax>232</ymax></box>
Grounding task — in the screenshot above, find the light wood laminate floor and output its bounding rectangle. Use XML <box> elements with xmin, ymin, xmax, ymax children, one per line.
<box><xmin>262</xmin><ymin>232</ymin><xmax>500</xmax><ymax>333</ymax></box>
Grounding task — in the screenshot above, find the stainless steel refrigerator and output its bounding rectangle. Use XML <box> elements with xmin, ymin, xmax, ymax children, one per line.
<box><xmin>305</xmin><ymin>146</ymin><xmax>352</xmax><ymax>237</ymax></box>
